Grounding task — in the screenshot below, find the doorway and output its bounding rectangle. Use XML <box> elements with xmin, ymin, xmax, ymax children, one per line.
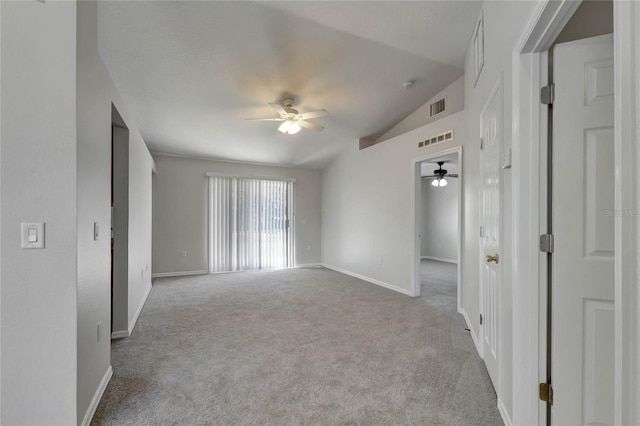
<box><xmin>412</xmin><ymin>147</ymin><xmax>462</xmax><ymax>313</ymax></box>
<box><xmin>511</xmin><ymin>0</ymin><xmax>616</xmax><ymax>424</ymax></box>
<box><xmin>111</xmin><ymin>105</ymin><xmax>130</xmax><ymax>338</ymax></box>
<box><xmin>549</xmin><ymin>21</ymin><xmax>614</xmax><ymax>426</ymax></box>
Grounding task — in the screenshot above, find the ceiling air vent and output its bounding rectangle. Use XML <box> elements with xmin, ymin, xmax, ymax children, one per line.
<box><xmin>417</xmin><ymin>130</ymin><xmax>454</xmax><ymax>149</ymax></box>
<box><xmin>429</xmin><ymin>98</ymin><xmax>446</xmax><ymax>117</ymax></box>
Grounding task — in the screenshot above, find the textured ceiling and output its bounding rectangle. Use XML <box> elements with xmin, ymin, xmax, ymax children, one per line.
<box><xmin>97</xmin><ymin>1</ymin><xmax>481</xmax><ymax>169</ymax></box>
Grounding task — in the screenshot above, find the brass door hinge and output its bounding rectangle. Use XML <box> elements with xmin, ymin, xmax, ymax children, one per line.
<box><xmin>480</xmin><ymin>314</ymin><xmax>483</xmax><ymax>325</ymax></box>
<box><xmin>540</xmin><ymin>383</ymin><xmax>553</xmax><ymax>405</ymax></box>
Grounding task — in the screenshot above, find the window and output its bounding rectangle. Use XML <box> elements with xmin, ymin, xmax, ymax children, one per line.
<box><xmin>208</xmin><ymin>175</ymin><xmax>294</xmax><ymax>273</ymax></box>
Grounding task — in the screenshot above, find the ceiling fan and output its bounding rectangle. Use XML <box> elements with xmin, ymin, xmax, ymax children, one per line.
<box><xmin>422</xmin><ymin>161</ymin><xmax>459</xmax><ymax>187</ymax></box>
<box><xmin>246</xmin><ymin>98</ymin><xmax>328</xmax><ymax>135</ymax></box>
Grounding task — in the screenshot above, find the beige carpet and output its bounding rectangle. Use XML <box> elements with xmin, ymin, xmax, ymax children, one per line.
<box><xmin>92</xmin><ymin>262</ymin><xmax>502</xmax><ymax>425</ymax></box>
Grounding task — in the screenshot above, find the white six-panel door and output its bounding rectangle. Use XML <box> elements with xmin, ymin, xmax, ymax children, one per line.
<box><xmin>480</xmin><ymin>80</ymin><xmax>502</xmax><ymax>391</ymax></box>
<box><xmin>552</xmin><ymin>34</ymin><xmax>614</xmax><ymax>426</ymax></box>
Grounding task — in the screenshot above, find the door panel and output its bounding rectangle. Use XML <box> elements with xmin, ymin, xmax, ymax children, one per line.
<box><xmin>480</xmin><ymin>80</ymin><xmax>502</xmax><ymax>390</ymax></box>
<box><xmin>552</xmin><ymin>34</ymin><xmax>614</xmax><ymax>426</ymax></box>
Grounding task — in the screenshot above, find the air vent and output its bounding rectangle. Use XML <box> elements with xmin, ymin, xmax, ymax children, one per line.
<box><xmin>429</xmin><ymin>98</ymin><xmax>446</xmax><ymax>117</ymax></box>
<box><xmin>417</xmin><ymin>130</ymin><xmax>454</xmax><ymax>149</ymax></box>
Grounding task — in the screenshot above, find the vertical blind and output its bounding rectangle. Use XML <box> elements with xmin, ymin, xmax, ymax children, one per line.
<box><xmin>209</xmin><ymin>176</ymin><xmax>294</xmax><ymax>273</ymax></box>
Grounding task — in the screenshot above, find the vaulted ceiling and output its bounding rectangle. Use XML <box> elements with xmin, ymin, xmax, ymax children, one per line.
<box><xmin>97</xmin><ymin>1</ymin><xmax>481</xmax><ymax>169</ymax></box>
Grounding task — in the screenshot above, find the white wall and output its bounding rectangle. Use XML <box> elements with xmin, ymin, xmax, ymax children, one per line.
<box><xmin>321</xmin><ymin>106</ymin><xmax>465</xmax><ymax>294</ymax></box>
<box><xmin>421</xmin><ymin>168</ymin><xmax>458</xmax><ymax>262</ymax></box>
<box><xmin>1</xmin><ymin>2</ymin><xmax>78</xmax><ymax>424</ymax></box>
<box><xmin>77</xmin><ymin>1</ymin><xmax>154</xmax><ymax>422</ymax></box>
<box><xmin>377</xmin><ymin>76</ymin><xmax>464</xmax><ymax>143</ymax></box>
<box><xmin>152</xmin><ymin>154</ymin><xmax>321</xmax><ymax>275</ymax></box>
<box><xmin>462</xmin><ymin>1</ymin><xmax>538</xmax><ymax>421</ymax></box>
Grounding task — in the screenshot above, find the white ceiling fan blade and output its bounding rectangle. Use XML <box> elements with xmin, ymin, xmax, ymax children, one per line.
<box><xmin>245</xmin><ymin>118</ymin><xmax>284</xmax><ymax>121</ymax></box>
<box><xmin>299</xmin><ymin>120</ymin><xmax>324</xmax><ymax>132</ymax></box>
<box><xmin>297</xmin><ymin>109</ymin><xmax>328</xmax><ymax>120</ymax></box>
<box><xmin>268</xmin><ymin>103</ymin><xmax>287</xmax><ymax>116</ymax></box>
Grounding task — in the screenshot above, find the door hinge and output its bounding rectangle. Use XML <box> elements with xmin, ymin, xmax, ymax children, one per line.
<box><xmin>541</xmin><ymin>84</ymin><xmax>555</xmax><ymax>105</ymax></box>
<box><xmin>480</xmin><ymin>314</ymin><xmax>483</xmax><ymax>325</ymax></box>
<box><xmin>480</xmin><ymin>138</ymin><xmax>484</xmax><ymax>150</ymax></box>
<box><xmin>539</xmin><ymin>234</ymin><xmax>554</xmax><ymax>253</ymax></box>
<box><xmin>480</xmin><ymin>226</ymin><xmax>485</xmax><ymax>238</ymax></box>
<box><xmin>539</xmin><ymin>383</ymin><xmax>554</xmax><ymax>405</ymax></box>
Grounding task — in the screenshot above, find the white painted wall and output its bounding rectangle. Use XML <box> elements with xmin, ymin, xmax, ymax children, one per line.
<box><xmin>152</xmin><ymin>154</ymin><xmax>321</xmax><ymax>275</ymax></box>
<box><xmin>463</xmin><ymin>1</ymin><xmax>539</xmax><ymax>421</ymax></box>
<box><xmin>377</xmin><ymin>76</ymin><xmax>464</xmax><ymax>143</ymax></box>
<box><xmin>321</xmin><ymin>107</ymin><xmax>464</xmax><ymax>294</ymax></box>
<box><xmin>421</xmin><ymin>167</ymin><xmax>458</xmax><ymax>262</ymax></box>
<box><xmin>77</xmin><ymin>1</ymin><xmax>154</xmax><ymax>422</ymax></box>
<box><xmin>1</xmin><ymin>2</ymin><xmax>78</xmax><ymax>424</ymax></box>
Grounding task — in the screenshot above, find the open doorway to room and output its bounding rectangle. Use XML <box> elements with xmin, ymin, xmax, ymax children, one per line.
<box><xmin>413</xmin><ymin>148</ymin><xmax>462</xmax><ymax>312</ymax></box>
<box><xmin>512</xmin><ymin>1</ymin><xmax>617</xmax><ymax>424</ymax></box>
<box><xmin>111</xmin><ymin>105</ymin><xmax>130</xmax><ymax>339</ymax></box>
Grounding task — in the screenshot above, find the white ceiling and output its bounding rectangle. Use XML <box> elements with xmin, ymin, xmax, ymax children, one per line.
<box><xmin>97</xmin><ymin>1</ymin><xmax>481</xmax><ymax>169</ymax></box>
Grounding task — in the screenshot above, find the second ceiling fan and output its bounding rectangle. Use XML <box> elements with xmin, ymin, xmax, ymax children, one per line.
<box><xmin>422</xmin><ymin>161</ymin><xmax>459</xmax><ymax>187</ymax></box>
<box><xmin>246</xmin><ymin>98</ymin><xmax>328</xmax><ymax>135</ymax></box>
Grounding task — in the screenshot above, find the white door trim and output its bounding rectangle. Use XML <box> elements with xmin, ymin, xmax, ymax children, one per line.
<box><xmin>512</xmin><ymin>1</ymin><xmax>640</xmax><ymax>425</ymax></box>
<box><xmin>613</xmin><ymin>2</ymin><xmax>640</xmax><ymax>424</ymax></box>
<box><xmin>411</xmin><ymin>146</ymin><xmax>462</xmax><ymax>315</ymax></box>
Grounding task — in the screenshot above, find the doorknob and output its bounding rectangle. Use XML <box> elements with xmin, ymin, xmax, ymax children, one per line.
<box><xmin>486</xmin><ymin>254</ymin><xmax>499</xmax><ymax>264</ymax></box>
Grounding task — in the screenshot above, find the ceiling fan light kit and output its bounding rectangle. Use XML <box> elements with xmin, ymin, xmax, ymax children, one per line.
<box><xmin>278</xmin><ymin>120</ymin><xmax>301</xmax><ymax>135</ymax></box>
<box><xmin>431</xmin><ymin>178</ymin><xmax>448</xmax><ymax>187</ymax></box>
<box><xmin>246</xmin><ymin>97</ymin><xmax>328</xmax><ymax>135</ymax></box>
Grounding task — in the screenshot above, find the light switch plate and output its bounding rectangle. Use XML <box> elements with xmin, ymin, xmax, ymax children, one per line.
<box><xmin>21</xmin><ymin>222</ymin><xmax>45</xmax><ymax>249</ymax></box>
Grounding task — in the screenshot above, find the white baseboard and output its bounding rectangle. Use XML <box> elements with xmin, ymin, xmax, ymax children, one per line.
<box><xmin>420</xmin><ymin>256</ymin><xmax>458</xmax><ymax>264</ymax></box>
<box><xmin>321</xmin><ymin>263</ymin><xmax>413</xmax><ymax>297</ymax></box>
<box><xmin>111</xmin><ymin>330</ymin><xmax>129</xmax><ymax>339</ymax></box>
<box><xmin>127</xmin><ymin>282</ymin><xmax>152</xmax><ymax>337</ymax></box>
<box><xmin>80</xmin><ymin>365</ymin><xmax>113</xmax><ymax>426</ymax></box>
<box><xmin>151</xmin><ymin>270</ymin><xmax>208</xmax><ymax>278</ymax></box>
<box><xmin>497</xmin><ymin>398</ymin><xmax>513</xmax><ymax>426</ymax></box>
<box><xmin>459</xmin><ymin>307</ymin><xmax>481</xmax><ymax>355</ymax></box>
<box><xmin>294</xmin><ymin>263</ymin><xmax>322</xmax><ymax>269</ymax></box>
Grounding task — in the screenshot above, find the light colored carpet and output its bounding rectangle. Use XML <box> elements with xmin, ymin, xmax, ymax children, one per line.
<box><xmin>92</xmin><ymin>261</ymin><xmax>502</xmax><ymax>425</ymax></box>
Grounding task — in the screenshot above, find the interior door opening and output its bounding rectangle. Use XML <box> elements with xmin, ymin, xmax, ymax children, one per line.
<box><xmin>111</xmin><ymin>104</ymin><xmax>130</xmax><ymax>338</ymax></box>
<box><xmin>541</xmin><ymin>2</ymin><xmax>615</xmax><ymax>424</ymax></box>
<box><xmin>413</xmin><ymin>148</ymin><xmax>462</xmax><ymax>314</ymax></box>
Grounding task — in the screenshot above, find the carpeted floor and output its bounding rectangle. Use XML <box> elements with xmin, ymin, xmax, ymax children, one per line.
<box><xmin>92</xmin><ymin>261</ymin><xmax>502</xmax><ymax>425</ymax></box>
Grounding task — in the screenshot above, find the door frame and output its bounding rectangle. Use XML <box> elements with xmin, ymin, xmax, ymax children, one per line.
<box><xmin>512</xmin><ymin>1</ymin><xmax>640</xmax><ymax>425</ymax></box>
<box><xmin>411</xmin><ymin>146</ymin><xmax>462</xmax><ymax>313</ymax></box>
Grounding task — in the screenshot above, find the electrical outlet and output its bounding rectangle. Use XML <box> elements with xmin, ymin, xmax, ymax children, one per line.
<box><xmin>181</xmin><ymin>250</ymin><xmax>187</xmax><ymax>257</ymax></box>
